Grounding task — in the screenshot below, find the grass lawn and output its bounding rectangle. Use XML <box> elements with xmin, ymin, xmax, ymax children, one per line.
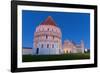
<box><xmin>22</xmin><ymin>53</ymin><xmax>90</xmax><ymax>62</ymax></box>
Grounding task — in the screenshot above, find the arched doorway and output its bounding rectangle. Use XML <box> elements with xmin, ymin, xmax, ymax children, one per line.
<box><xmin>36</xmin><ymin>48</ymin><xmax>39</xmax><ymax>55</ymax></box>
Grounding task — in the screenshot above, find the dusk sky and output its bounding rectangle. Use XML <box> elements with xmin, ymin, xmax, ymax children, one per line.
<box><xmin>22</xmin><ymin>10</ymin><xmax>90</xmax><ymax>49</ymax></box>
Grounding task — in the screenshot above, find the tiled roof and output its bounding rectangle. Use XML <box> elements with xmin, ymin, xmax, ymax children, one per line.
<box><xmin>40</xmin><ymin>16</ymin><xmax>56</xmax><ymax>26</ymax></box>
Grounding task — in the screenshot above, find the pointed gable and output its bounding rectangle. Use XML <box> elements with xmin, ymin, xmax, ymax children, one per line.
<box><xmin>40</xmin><ymin>16</ymin><xmax>57</xmax><ymax>26</ymax></box>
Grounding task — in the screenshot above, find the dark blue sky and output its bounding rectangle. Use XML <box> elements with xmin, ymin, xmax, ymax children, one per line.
<box><xmin>22</xmin><ymin>10</ymin><xmax>90</xmax><ymax>49</ymax></box>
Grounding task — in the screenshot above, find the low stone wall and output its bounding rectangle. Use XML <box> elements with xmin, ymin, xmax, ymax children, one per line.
<box><xmin>22</xmin><ymin>48</ymin><xmax>33</xmax><ymax>55</ymax></box>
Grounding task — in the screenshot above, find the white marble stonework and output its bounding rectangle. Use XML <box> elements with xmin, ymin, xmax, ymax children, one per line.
<box><xmin>33</xmin><ymin>16</ymin><xmax>62</xmax><ymax>55</ymax></box>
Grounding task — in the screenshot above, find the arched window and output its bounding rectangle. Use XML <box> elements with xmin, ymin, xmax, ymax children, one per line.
<box><xmin>47</xmin><ymin>44</ymin><xmax>49</xmax><ymax>48</ymax></box>
<box><xmin>53</xmin><ymin>36</ymin><xmax>54</xmax><ymax>39</ymax></box>
<box><xmin>66</xmin><ymin>51</ymin><xmax>68</xmax><ymax>53</ymax></box>
<box><xmin>46</xmin><ymin>35</ymin><xmax>48</xmax><ymax>39</ymax></box>
<box><xmin>48</xmin><ymin>28</ymin><xmax>49</xmax><ymax>31</ymax></box>
<box><xmin>41</xmin><ymin>44</ymin><xmax>43</xmax><ymax>48</ymax></box>
<box><xmin>52</xmin><ymin>44</ymin><xmax>54</xmax><ymax>48</ymax></box>
<box><xmin>36</xmin><ymin>48</ymin><xmax>39</xmax><ymax>54</ymax></box>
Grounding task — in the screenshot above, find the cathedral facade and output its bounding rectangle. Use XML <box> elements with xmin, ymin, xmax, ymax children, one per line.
<box><xmin>63</xmin><ymin>40</ymin><xmax>84</xmax><ymax>54</ymax></box>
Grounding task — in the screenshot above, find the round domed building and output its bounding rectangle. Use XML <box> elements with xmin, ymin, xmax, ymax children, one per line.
<box><xmin>33</xmin><ymin>16</ymin><xmax>62</xmax><ymax>55</ymax></box>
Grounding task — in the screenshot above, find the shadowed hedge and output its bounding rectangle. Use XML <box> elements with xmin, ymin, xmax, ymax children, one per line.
<box><xmin>22</xmin><ymin>53</ymin><xmax>90</xmax><ymax>62</ymax></box>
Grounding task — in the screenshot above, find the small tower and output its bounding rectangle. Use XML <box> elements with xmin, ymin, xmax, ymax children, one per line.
<box><xmin>81</xmin><ymin>40</ymin><xmax>84</xmax><ymax>53</ymax></box>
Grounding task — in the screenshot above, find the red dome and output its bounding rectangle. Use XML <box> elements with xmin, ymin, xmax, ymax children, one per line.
<box><xmin>40</xmin><ymin>16</ymin><xmax>56</xmax><ymax>26</ymax></box>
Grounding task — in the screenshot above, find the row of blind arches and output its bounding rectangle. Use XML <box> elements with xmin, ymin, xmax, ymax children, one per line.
<box><xmin>39</xmin><ymin>43</ymin><xmax>55</xmax><ymax>48</ymax></box>
<box><xmin>36</xmin><ymin>27</ymin><xmax>60</xmax><ymax>33</ymax></box>
<box><xmin>35</xmin><ymin>35</ymin><xmax>60</xmax><ymax>41</ymax></box>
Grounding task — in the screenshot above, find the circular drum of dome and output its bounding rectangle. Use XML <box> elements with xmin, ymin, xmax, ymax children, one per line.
<box><xmin>33</xmin><ymin>16</ymin><xmax>62</xmax><ymax>55</ymax></box>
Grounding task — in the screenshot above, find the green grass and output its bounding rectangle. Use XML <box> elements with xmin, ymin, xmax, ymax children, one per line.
<box><xmin>22</xmin><ymin>53</ymin><xmax>90</xmax><ymax>62</ymax></box>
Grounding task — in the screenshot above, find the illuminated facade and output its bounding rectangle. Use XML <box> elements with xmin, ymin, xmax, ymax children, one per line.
<box><xmin>63</xmin><ymin>40</ymin><xmax>84</xmax><ymax>53</ymax></box>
